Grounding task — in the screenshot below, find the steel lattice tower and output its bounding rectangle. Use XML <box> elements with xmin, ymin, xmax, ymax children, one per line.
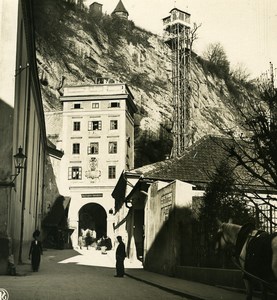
<box><xmin>163</xmin><ymin>8</ymin><xmax>191</xmax><ymax>158</ymax></box>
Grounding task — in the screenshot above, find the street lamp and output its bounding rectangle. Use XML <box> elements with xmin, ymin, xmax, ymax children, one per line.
<box><xmin>0</xmin><ymin>146</ymin><xmax>27</xmax><ymax>187</ymax></box>
<box><xmin>13</xmin><ymin>146</ymin><xmax>27</xmax><ymax>175</ymax></box>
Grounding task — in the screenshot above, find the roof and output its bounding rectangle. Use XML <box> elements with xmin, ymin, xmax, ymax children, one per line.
<box><xmin>47</xmin><ymin>139</ymin><xmax>64</xmax><ymax>159</ymax></box>
<box><xmin>112</xmin><ymin>0</ymin><xmax>129</xmax><ymax>16</ymax></box>
<box><xmin>90</xmin><ymin>2</ymin><xmax>103</xmax><ymax>7</ymax></box>
<box><xmin>169</xmin><ymin>8</ymin><xmax>190</xmax><ymax>16</ymax></box>
<box><xmin>133</xmin><ymin>135</ymin><xmax>275</xmax><ymax>192</ymax></box>
<box><xmin>133</xmin><ymin>136</ymin><xmax>232</xmax><ymax>185</ymax></box>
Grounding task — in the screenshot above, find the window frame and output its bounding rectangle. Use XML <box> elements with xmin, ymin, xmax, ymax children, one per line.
<box><xmin>72</xmin><ymin>143</ymin><xmax>80</xmax><ymax>154</ymax></box>
<box><xmin>73</xmin><ymin>121</ymin><xmax>81</xmax><ymax>131</ymax></box>
<box><xmin>109</xmin><ymin>141</ymin><xmax>117</xmax><ymax>154</ymax></box>
<box><xmin>68</xmin><ymin>166</ymin><xmax>82</xmax><ymax>180</ymax></box>
<box><xmin>88</xmin><ymin>120</ymin><xmax>102</xmax><ymax>131</ymax></box>
<box><xmin>88</xmin><ymin>142</ymin><xmax>99</xmax><ymax>154</ymax></box>
<box><xmin>73</xmin><ymin>103</ymin><xmax>81</xmax><ymax>109</ymax></box>
<box><xmin>108</xmin><ymin>166</ymin><xmax>116</xmax><ymax>179</ymax></box>
<box><xmin>110</xmin><ymin>120</ymin><xmax>118</xmax><ymax>130</ymax></box>
<box><xmin>109</xmin><ymin>101</ymin><xmax>120</xmax><ymax>108</ymax></box>
<box><xmin>92</xmin><ymin>102</ymin><xmax>100</xmax><ymax>109</ymax></box>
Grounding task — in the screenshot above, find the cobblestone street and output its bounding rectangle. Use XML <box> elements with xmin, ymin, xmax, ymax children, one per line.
<box><xmin>0</xmin><ymin>248</ymin><xmax>187</xmax><ymax>300</ymax></box>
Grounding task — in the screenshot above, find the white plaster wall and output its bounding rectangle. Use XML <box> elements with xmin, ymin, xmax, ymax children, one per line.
<box><xmin>0</xmin><ymin>0</ymin><xmax>18</xmax><ymax>107</ymax></box>
<box><xmin>174</xmin><ymin>180</ymin><xmax>196</xmax><ymax>207</ymax></box>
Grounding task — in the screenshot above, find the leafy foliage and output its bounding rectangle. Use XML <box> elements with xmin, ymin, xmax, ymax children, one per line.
<box><xmin>83</xmin><ymin>13</ymin><xmax>151</xmax><ymax>48</ymax></box>
<box><xmin>197</xmin><ymin>44</ymin><xmax>256</xmax><ymax>101</ymax></box>
<box><xmin>33</xmin><ymin>0</ymin><xmax>77</xmax><ymax>53</ymax></box>
<box><xmin>196</xmin><ymin>160</ymin><xmax>253</xmax><ymax>267</ymax></box>
<box><xmin>200</xmin><ymin>161</ymin><xmax>252</xmax><ymax>226</ymax></box>
<box><xmin>203</xmin><ymin>42</ymin><xmax>230</xmax><ymax>79</ymax></box>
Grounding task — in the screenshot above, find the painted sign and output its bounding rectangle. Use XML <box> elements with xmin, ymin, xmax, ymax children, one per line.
<box><xmin>81</xmin><ymin>193</ymin><xmax>103</xmax><ymax>198</ymax></box>
<box><xmin>161</xmin><ymin>192</ymin><xmax>173</xmax><ymax>208</ymax></box>
<box><xmin>161</xmin><ymin>192</ymin><xmax>173</xmax><ymax>221</ymax></box>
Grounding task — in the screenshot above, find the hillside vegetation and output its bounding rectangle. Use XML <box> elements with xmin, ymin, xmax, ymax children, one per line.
<box><xmin>33</xmin><ymin>0</ymin><xmax>259</xmax><ymax>167</ymax></box>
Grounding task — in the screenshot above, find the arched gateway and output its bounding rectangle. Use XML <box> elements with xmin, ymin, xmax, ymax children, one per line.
<box><xmin>79</xmin><ymin>203</ymin><xmax>107</xmax><ymax>240</ymax></box>
<box><xmin>68</xmin><ymin>198</ymin><xmax>114</xmax><ymax>248</ymax></box>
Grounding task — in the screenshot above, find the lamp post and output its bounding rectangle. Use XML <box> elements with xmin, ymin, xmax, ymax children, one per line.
<box><xmin>13</xmin><ymin>146</ymin><xmax>27</xmax><ymax>175</ymax></box>
<box><xmin>0</xmin><ymin>146</ymin><xmax>27</xmax><ymax>187</ymax></box>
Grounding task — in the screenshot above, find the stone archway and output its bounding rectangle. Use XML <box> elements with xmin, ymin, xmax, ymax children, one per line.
<box><xmin>78</xmin><ymin>203</ymin><xmax>107</xmax><ymax>240</ymax></box>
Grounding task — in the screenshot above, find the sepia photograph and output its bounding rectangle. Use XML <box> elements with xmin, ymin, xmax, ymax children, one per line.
<box><xmin>0</xmin><ymin>0</ymin><xmax>277</xmax><ymax>299</ymax></box>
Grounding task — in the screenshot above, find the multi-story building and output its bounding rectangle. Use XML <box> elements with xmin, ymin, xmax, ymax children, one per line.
<box><xmin>0</xmin><ymin>0</ymin><xmax>61</xmax><ymax>273</ymax></box>
<box><xmin>59</xmin><ymin>81</ymin><xmax>136</xmax><ymax>247</ymax></box>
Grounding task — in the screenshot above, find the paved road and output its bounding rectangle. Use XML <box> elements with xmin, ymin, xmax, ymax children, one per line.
<box><xmin>1</xmin><ymin>248</ymin><xmax>188</xmax><ymax>300</ymax></box>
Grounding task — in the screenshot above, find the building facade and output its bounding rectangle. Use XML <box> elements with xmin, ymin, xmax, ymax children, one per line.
<box><xmin>59</xmin><ymin>82</ymin><xmax>136</xmax><ymax>247</ymax></box>
<box><xmin>0</xmin><ymin>0</ymin><xmax>50</xmax><ymax>273</ymax></box>
<box><xmin>112</xmin><ymin>135</ymin><xmax>277</xmax><ymax>274</ymax></box>
<box><xmin>89</xmin><ymin>2</ymin><xmax>103</xmax><ymax>15</ymax></box>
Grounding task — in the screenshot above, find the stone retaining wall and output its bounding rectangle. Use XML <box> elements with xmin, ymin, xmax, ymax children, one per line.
<box><xmin>175</xmin><ymin>266</ymin><xmax>245</xmax><ymax>289</ymax></box>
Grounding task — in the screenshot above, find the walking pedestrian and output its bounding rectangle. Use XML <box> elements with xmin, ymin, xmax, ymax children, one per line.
<box><xmin>29</xmin><ymin>230</ymin><xmax>43</xmax><ymax>272</ymax></box>
<box><xmin>114</xmin><ymin>236</ymin><xmax>126</xmax><ymax>277</ymax></box>
<box><xmin>78</xmin><ymin>235</ymin><xmax>83</xmax><ymax>249</ymax></box>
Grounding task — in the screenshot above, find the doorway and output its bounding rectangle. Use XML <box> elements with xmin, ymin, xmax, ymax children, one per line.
<box><xmin>78</xmin><ymin>203</ymin><xmax>107</xmax><ymax>240</ymax></box>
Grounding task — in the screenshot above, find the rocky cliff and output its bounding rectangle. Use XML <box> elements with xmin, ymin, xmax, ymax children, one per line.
<box><xmin>33</xmin><ymin>0</ymin><xmax>258</xmax><ymax>167</ymax></box>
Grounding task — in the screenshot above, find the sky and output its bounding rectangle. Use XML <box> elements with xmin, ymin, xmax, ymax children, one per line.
<box><xmin>85</xmin><ymin>0</ymin><xmax>277</xmax><ymax>80</ymax></box>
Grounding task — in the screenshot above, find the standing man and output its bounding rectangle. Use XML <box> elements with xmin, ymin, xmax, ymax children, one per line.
<box><xmin>29</xmin><ymin>230</ymin><xmax>43</xmax><ymax>272</ymax></box>
<box><xmin>114</xmin><ymin>236</ymin><xmax>126</xmax><ymax>277</ymax></box>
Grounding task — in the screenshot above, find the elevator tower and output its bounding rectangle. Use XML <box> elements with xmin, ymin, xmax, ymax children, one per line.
<box><xmin>163</xmin><ymin>8</ymin><xmax>191</xmax><ymax>157</ymax></box>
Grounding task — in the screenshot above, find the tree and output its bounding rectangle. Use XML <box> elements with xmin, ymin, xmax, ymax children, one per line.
<box><xmin>189</xmin><ymin>22</ymin><xmax>202</xmax><ymax>50</ymax></box>
<box><xmin>212</xmin><ymin>65</ymin><xmax>277</xmax><ymax>229</ymax></box>
<box><xmin>203</xmin><ymin>42</ymin><xmax>230</xmax><ymax>79</ymax></box>
<box><xmin>198</xmin><ymin>160</ymin><xmax>253</xmax><ymax>267</ymax></box>
<box><xmin>231</xmin><ymin>63</ymin><xmax>251</xmax><ymax>83</ymax></box>
<box><xmin>200</xmin><ymin>160</ymin><xmax>252</xmax><ymax>227</ymax></box>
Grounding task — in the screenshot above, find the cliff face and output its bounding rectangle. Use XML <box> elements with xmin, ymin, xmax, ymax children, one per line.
<box><xmin>33</xmin><ymin>0</ymin><xmax>257</xmax><ymax>167</ymax></box>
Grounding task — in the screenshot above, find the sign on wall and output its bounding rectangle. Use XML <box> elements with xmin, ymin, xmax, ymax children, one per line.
<box><xmin>161</xmin><ymin>192</ymin><xmax>173</xmax><ymax>222</ymax></box>
<box><xmin>81</xmin><ymin>193</ymin><xmax>103</xmax><ymax>198</ymax></box>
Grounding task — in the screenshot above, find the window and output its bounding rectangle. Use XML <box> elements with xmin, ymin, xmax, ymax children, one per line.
<box><xmin>92</xmin><ymin>103</ymin><xmax>99</xmax><ymax>109</ymax></box>
<box><xmin>73</xmin><ymin>121</ymin><xmax>81</xmax><ymax>131</ymax></box>
<box><xmin>110</xmin><ymin>120</ymin><xmax>118</xmax><ymax>130</ymax></box>
<box><xmin>72</xmin><ymin>143</ymin><xmax>80</xmax><ymax>154</ymax></box>
<box><xmin>68</xmin><ymin>167</ymin><xmax>82</xmax><ymax>180</ymax></box>
<box><xmin>109</xmin><ymin>101</ymin><xmax>120</xmax><ymax>108</ymax></box>
<box><xmin>109</xmin><ymin>142</ymin><xmax>117</xmax><ymax>154</ymax></box>
<box><xmin>74</xmin><ymin>103</ymin><xmax>81</xmax><ymax>109</ymax></box>
<box><xmin>88</xmin><ymin>142</ymin><xmax>99</xmax><ymax>154</ymax></box>
<box><xmin>88</xmin><ymin>120</ymin><xmax>102</xmax><ymax>131</ymax></box>
<box><xmin>173</xmin><ymin>11</ymin><xmax>177</xmax><ymax>20</ymax></box>
<box><xmin>108</xmin><ymin>166</ymin><xmax>116</xmax><ymax>179</ymax></box>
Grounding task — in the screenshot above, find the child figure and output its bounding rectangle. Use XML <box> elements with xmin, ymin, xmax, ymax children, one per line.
<box><xmin>29</xmin><ymin>230</ymin><xmax>43</xmax><ymax>272</ymax></box>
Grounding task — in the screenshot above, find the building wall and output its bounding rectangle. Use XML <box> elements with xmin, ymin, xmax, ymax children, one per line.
<box><xmin>0</xmin><ymin>102</ymin><xmax>13</xmax><ymax>273</ymax></box>
<box><xmin>144</xmin><ymin>180</ymin><xmax>196</xmax><ymax>275</ymax></box>
<box><xmin>89</xmin><ymin>2</ymin><xmax>102</xmax><ymax>15</ymax></box>
<box><xmin>113</xmin><ymin>11</ymin><xmax>128</xmax><ymax>20</ymax></box>
<box><xmin>0</xmin><ymin>0</ymin><xmax>48</xmax><ymax>273</ymax></box>
<box><xmin>59</xmin><ymin>84</ymin><xmax>136</xmax><ymax>247</ymax></box>
<box><xmin>125</xmin><ymin>112</ymin><xmax>135</xmax><ymax>170</ymax></box>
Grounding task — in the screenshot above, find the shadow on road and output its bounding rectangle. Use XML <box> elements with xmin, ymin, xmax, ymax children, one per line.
<box><xmin>58</xmin><ymin>248</ymin><xmax>143</xmax><ymax>269</ymax></box>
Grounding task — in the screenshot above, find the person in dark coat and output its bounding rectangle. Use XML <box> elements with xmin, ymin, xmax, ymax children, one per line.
<box><xmin>29</xmin><ymin>230</ymin><xmax>43</xmax><ymax>272</ymax></box>
<box><xmin>114</xmin><ymin>236</ymin><xmax>126</xmax><ymax>277</ymax></box>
